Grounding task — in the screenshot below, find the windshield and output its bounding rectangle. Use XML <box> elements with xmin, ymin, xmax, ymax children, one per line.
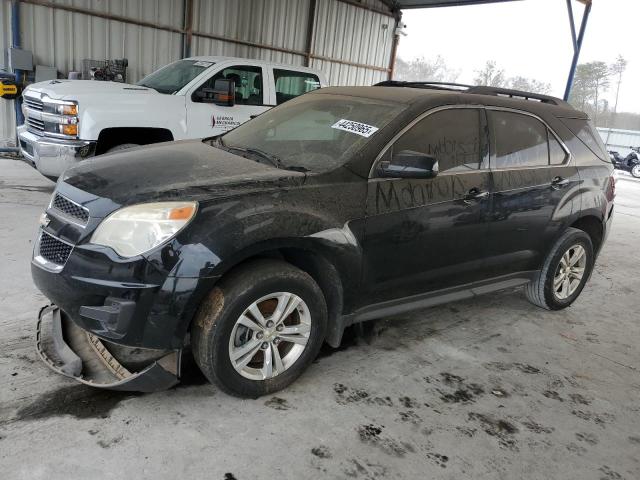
<box><xmin>218</xmin><ymin>94</ymin><xmax>403</xmax><ymax>172</ymax></box>
<box><xmin>136</xmin><ymin>59</ymin><xmax>214</xmax><ymax>94</ymax></box>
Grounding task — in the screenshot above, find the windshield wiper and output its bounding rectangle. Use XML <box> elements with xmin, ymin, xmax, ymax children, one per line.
<box><xmin>227</xmin><ymin>146</ymin><xmax>282</xmax><ymax>169</ymax></box>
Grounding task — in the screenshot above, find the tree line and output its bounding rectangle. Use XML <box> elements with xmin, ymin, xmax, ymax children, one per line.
<box><xmin>394</xmin><ymin>56</ymin><xmax>638</xmax><ymax>130</ymax></box>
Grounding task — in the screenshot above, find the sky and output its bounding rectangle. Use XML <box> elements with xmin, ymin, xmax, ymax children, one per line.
<box><xmin>397</xmin><ymin>0</ymin><xmax>640</xmax><ymax>113</ymax></box>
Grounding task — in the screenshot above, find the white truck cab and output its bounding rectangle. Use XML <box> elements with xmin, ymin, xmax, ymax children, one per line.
<box><xmin>17</xmin><ymin>56</ymin><xmax>328</xmax><ymax>180</ymax></box>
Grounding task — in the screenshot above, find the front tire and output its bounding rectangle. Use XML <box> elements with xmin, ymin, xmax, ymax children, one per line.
<box><xmin>525</xmin><ymin>228</ymin><xmax>594</xmax><ymax>310</ymax></box>
<box><xmin>191</xmin><ymin>259</ymin><xmax>327</xmax><ymax>397</ymax></box>
<box><xmin>631</xmin><ymin>164</ymin><xmax>640</xmax><ymax>178</ymax></box>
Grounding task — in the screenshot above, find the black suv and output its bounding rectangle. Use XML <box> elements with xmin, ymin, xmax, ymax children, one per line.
<box><xmin>33</xmin><ymin>83</ymin><xmax>615</xmax><ymax>397</ymax></box>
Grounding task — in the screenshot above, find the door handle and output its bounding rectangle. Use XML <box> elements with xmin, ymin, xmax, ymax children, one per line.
<box><xmin>463</xmin><ymin>187</ymin><xmax>489</xmax><ymax>204</ymax></box>
<box><xmin>551</xmin><ymin>176</ymin><xmax>570</xmax><ymax>189</ymax></box>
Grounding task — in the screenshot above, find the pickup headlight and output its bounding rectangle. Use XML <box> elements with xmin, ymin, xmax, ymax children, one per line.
<box><xmin>91</xmin><ymin>202</ymin><xmax>198</xmax><ymax>257</ymax></box>
<box><xmin>41</xmin><ymin>97</ymin><xmax>79</xmax><ymax>138</ymax></box>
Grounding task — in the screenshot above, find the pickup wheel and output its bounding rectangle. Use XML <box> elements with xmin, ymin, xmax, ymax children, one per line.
<box><xmin>525</xmin><ymin>227</ymin><xmax>594</xmax><ymax>310</ymax></box>
<box><xmin>106</xmin><ymin>143</ymin><xmax>139</xmax><ymax>153</ymax></box>
<box><xmin>191</xmin><ymin>259</ymin><xmax>327</xmax><ymax>398</ymax></box>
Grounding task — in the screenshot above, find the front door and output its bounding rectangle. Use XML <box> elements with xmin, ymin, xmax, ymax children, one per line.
<box><xmin>187</xmin><ymin>64</ymin><xmax>271</xmax><ymax>138</ymax></box>
<box><xmin>362</xmin><ymin>107</ymin><xmax>492</xmax><ymax>305</ymax></box>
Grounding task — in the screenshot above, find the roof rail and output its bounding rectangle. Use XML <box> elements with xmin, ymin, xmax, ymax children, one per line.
<box><xmin>374</xmin><ymin>80</ymin><xmax>571</xmax><ymax>107</ymax></box>
<box><xmin>375</xmin><ymin>80</ymin><xmax>473</xmax><ymax>91</ymax></box>
<box><xmin>465</xmin><ymin>86</ymin><xmax>569</xmax><ymax>107</ymax></box>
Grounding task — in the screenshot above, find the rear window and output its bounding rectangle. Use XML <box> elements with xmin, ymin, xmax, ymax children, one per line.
<box><xmin>560</xmin><ymin>118</ymin><xmax>609</xmax><ymax>161</ymax></box>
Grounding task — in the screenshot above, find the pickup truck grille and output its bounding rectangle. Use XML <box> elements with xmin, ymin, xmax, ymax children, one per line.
<box><xmin>52</xmin><ymin>193</ymin><xmax>89</xmax><ymax>225</ymax></box>
<box><xmin>24</xmin><ymin>96</ymin><xmax>44</xmax><ymax>111</ymax></box>
<box><xmin>39</xmin><ymin>231</ymin><xmax>73</xmax><ymax>266</ymax></box>
<box><xmin>26</xmin><ymin>117</ymin><xmax>45</xmax><ymax>135</ymax></box>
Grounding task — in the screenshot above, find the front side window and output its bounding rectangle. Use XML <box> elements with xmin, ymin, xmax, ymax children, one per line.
<box><xmin>390</xmin><ymin>108</ymin><xmax>485</xmax><ymax>173</ymax></box>
<box><xmin>274</xmin><ymin>69</ymin><xmax>321</xmax><ymax>105</ymax></box>
<box><xmin>195</xmin><ymin>66</ymin><xmax>263</xmax><ymax>105</ymax></box>
<box><xmin>137</xmin><ymin>59</ymin><xmax>214</xmax><ymax>94</ymax></box>
<box><xmin>217</xmin><ymin>94</ymin><xmax>402</xmax><ymax>172</ymax></box>
<box><xmin>491</xmin><ymin>111</ymin><xmax>549</xmax><ymax>168</ymax></box>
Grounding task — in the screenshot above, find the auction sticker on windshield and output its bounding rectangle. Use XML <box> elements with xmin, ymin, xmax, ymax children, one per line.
<box><xmin>331</xmin><ymin>119</ymin><xmax>379</xmax><ymax>138</ymax></box>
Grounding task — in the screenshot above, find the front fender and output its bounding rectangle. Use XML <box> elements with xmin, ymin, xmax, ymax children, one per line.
<box><xmin>78</xmin><ymin>95</ymin><xmax>187</xmax><ymax>140</ymax></box>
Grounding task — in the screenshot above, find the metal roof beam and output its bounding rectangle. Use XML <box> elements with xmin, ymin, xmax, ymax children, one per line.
<box><xmin>393</xmin><ymin>0</ymin><xmax>520</xmax><ymax>9</ymax></box>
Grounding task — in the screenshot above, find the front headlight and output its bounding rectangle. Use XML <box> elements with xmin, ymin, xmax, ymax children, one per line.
<box><xmin>91</xmin><ymin>202</ymin><xmax>198</xmax><ymax>257</ymax></box>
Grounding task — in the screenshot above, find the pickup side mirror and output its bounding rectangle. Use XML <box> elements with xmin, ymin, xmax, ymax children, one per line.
<box><xmin>378</xmin><ymin>150</ymin><xmax>438</xmax><ymax>179</ymax></box>
<box><xmin>213</xmin><ymin>79</ymin><xmax>235</xmax><ymax>106</ymax></box>
<box><xmin>194</xmin><ymin>79</ymin><xmax>236</xmax><ymax>106</ymax></box>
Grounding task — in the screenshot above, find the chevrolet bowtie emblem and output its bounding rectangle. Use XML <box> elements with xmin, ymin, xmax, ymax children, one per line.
<box><xmin>39</xmin><ymin>213</ymin><xmax>51</xmax><ymax>228</ymax></box>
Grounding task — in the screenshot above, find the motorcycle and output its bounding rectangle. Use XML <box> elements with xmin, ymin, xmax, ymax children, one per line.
<box><xmin>609</xmin><ymin>147</ymin><xmax>640</xmax><ymax>178</ymax></box>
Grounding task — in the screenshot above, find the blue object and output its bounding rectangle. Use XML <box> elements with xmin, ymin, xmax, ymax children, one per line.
<box><xmin>11</xmin><ymin>0</ymin><xmax>24</xmax><ymax>126</ymax></box>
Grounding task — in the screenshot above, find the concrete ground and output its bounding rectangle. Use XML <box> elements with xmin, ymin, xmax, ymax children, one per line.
<box><xmin>1</xmin><ymin>158</ymin><xmax>638</xmax><ymax>480</ymax></box>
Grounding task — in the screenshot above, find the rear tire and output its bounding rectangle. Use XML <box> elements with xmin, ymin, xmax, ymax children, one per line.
<box><xmin>191</xmin><ymin>259</ymin><xmax>327</xmax><ymax>398</ymax></box>
<box><xmin>525</xmin><ymin>227</ymin><xmax>594</xmax><ymax>310</ymax></box>
<box><xmin>631</xmin><ymin>165</ymin><xmax>640</xmax><ymax>178</ymax></box>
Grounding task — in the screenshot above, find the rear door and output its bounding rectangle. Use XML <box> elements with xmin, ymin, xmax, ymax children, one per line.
<box><xmin>187</xmin><ymin>63</ymin><xmax>271</xmax><ymax>138</ymax></box>
<box><xmin>362</xmin><ymin>107</ymin><xmax>492</xmax><ymax>305</ymax></box>
<box><xmin>485</xmin><ymin>109</ymin><xmax>566</xmax><ymax>277</ymax></box>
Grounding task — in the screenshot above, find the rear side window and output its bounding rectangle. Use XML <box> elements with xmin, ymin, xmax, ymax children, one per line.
<box><xmin>392</xmin><ymin>108</ymin><xmax>486</xmax><ymax>173</ymax></box>
<box><xmin>274</xmin><ymin>69</ymin><xmax>321</xmax><ymax>105</ymax></box>
<box><xmin>560</xmin><ymin>118</ymin><xmax>608</xmax><ymax>161</ymax></box>
<box><xmin>491</xmin><ymin>111</ymin><xmax>548</xmax><ymax>168</ymax></box>
<box><xmin>549</xmin><ymin>134</ymin><xmax>568</xmax><ymax>165</ymax></box>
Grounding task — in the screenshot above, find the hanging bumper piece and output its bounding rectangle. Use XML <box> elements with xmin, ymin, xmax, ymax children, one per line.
<box><xmin>36</xmin><ymin>305</ymin><xmax>181</xmax><ymax>392</ymax></box>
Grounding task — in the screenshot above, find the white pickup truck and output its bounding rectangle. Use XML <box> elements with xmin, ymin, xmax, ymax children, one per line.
<box><xmin>18</xmin><ymin>56</ymin><xmax>327</xmax><ymax>180</ymax></box>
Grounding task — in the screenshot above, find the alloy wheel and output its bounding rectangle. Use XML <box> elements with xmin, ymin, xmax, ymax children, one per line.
<box><xmin>631</xmin><ymin>165</ymin><xmax>640</xmax><ymax>178</ymax></box>
<box><xmin>228</xmin><ymin>292</ymin><xmax>311</xmax><ymax>380</ymax></box>
<box><xmin>553</xmin><ymin>244</ymin><xmax>587</xmax><ymax>300</ymax></box>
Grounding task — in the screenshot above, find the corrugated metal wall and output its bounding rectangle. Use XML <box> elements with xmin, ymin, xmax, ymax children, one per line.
<box><xmin>0</xmin><ymin>0</ymin><xmax>396</xmax><ymax>145</ymax></box>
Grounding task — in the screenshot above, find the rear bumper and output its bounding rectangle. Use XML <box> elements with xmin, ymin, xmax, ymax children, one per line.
<box><xmin>18</xmin><ymin>126</ymin><xmax>95</xmax><ymax>178</ymax></box>
<box><xmin>36</xmin><ymin>305</ymin><xmax>181</xmax><ymax>392</ymax></box>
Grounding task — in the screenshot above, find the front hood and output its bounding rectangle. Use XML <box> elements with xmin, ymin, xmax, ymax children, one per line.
<box><xmin>25</xmin><ymin>80</ymin><xmax>159</xmax><ymax>100</ymax></box>
<box><xmin>62</xmin><ymin>140</ymin><xmax>306</xmax><ymax>206</ymax></box>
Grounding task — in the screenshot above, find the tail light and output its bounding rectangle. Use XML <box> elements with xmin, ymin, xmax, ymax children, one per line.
<box><xmin>607</xmin><ymin>174</ymin><xmax>616</xmax><ymax>200</ymax></box>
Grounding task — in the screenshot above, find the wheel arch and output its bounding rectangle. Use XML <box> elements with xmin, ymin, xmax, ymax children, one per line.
<box><xmin>184</xmin><ymin>238</ymin><xmax>354</xmax><ymax>348</ymax></box>
<box><xmin>96</xmin><ymin>127</ymin><xmax>174</xmax><ymax>155</ymax></box>
<box><xmin>570</xmin><ymin>214</ymin><xmax>604</xmax><ymax>254</ymax></box>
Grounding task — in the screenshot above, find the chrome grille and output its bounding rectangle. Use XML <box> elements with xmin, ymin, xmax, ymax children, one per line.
<box><xmin>24</xmin><ymin>96</ymin><xmax>44</xmax><ymax>111</ymax></box>
<box><xmin>52</xmin><ymin>193</ymin><xmax>89</xmax><ymax>225</ymax></box>
<box><xmin>39</xmin><ymin>231</ymin><xmax>73</xmax><ymax>266</ymax></box>
<box><xmin>27</xmin><ymin>117</ymin><xmax>45</xmax><ymax>134</ymax></box>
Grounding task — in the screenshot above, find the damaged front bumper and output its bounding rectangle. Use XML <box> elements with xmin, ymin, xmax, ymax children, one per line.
<box><xmin>36</xmin><ymin>305</ymin><xmax>181</xmax><ymax>392</ymax></box>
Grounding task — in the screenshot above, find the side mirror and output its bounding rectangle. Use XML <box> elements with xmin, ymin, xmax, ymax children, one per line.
<box><xmin>194</xmin><ymin>79</ymin><xmax>236</xmax><ymax>106</ymax></box>
<box><xmin>378</xmin><ymin>150</ymin><xmax>438</xmax><ymax>179</ymax></box>
<box><xmin>213</xmin><ymin>79</ymin><xmax>235</xmax><ymax>106</ymax></box>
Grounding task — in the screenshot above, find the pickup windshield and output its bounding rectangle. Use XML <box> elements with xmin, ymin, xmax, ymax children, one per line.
<box><xmin>218</xmin><ymin>94</ymin><xmax>403</xmax><ymax>173</ymax></box>
<box><xmin>136</xmin><ymin>59</ymin><xmax>213</xmax><ymax>94</ymax></box>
